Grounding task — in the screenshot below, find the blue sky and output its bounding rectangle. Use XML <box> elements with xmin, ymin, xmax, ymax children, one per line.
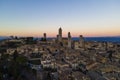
<box><xmin>0</xmin><ymin>0</ymin><xmax>120</xmax><ymax>37</ymax></box>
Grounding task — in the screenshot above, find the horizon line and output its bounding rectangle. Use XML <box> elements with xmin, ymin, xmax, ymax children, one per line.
<box><xmin>0</xmin><ymin>35</ymin><xmax>120</xmax><ymax>38</ymax></box>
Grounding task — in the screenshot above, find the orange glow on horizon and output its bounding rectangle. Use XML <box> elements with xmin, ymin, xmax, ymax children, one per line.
<box><xmin>0</xmin><ymin>27</ymin><xmax>120</xmax><ymax>37</ymax></box>
<box><xmin>0</xmin><ymin>32</ymin><xmax>119</xmax><ymax>37</ymax></box>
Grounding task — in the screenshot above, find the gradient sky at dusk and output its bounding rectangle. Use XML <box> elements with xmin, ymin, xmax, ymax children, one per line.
<box><xmin>0</xmin><ymin>0</ymin><xmax>120</xmax><ymax>37</ymax></box>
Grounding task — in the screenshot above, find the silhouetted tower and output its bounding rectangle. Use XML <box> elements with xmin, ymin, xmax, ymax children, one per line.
<box><xmin>58</xmin><ymin>27</ymin><xmax>62</xmax><ymax>42</ymax></box>
<box><xmin>68</xmin><ymin>32</ymin><xmax>72</xmax><ymax>48</ymax></box>
<box><xmin>79</xmin><ymin>35</ymin><xmax>85</xmax><ymax>49</ymax></box>
<box><xmin>43</xmin><ymin>33</ymin><xmax>46</xmax><ymax>40</ymax></box>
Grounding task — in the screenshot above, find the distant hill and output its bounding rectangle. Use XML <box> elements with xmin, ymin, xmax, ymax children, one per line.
<box><xmin>0</xmin><ymin>36</ymin><xmax>8</xmax><ymax>40</ymax></box>
<box><xmin>0</xmin><ymin>36</ymin><xmax>120</xmax><ymax>43</ymax></box>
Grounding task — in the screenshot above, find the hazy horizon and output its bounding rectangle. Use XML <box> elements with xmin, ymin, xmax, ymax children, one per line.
<box><xmin>0</xmin><ymin>0</ymin><xmax>120</xmax><ymax>37</ymax></box>
<box><xmin>0</xmin><ymin>35</ymin><xmax>120</xmax><ymax>38</ymax></box>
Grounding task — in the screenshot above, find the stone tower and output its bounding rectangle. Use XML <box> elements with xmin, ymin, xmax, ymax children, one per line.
<box><xmin>58</xmin><ymin>27</ymin><xmax>62</xmax><ymax>42</ymax></box>
<box><xmin>43</xmin><ymin>33</ymin><xmax>46</xmax><ymax>40</ymax></box>
<box><xmin>68</xmin><ymin>32</ymin><xmax>72</xmax><ymax>48</ymax></box>
<box><xmin>79</xmin><ymin>35</ymin><xmax>85</xmax><ymax>49</ymax></box>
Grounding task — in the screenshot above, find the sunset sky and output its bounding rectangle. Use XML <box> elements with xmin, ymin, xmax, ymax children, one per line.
<box><xmin>0</xmin><ymin>0</ymin><xmax>120</xmax><ymax>37</ymax></box>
